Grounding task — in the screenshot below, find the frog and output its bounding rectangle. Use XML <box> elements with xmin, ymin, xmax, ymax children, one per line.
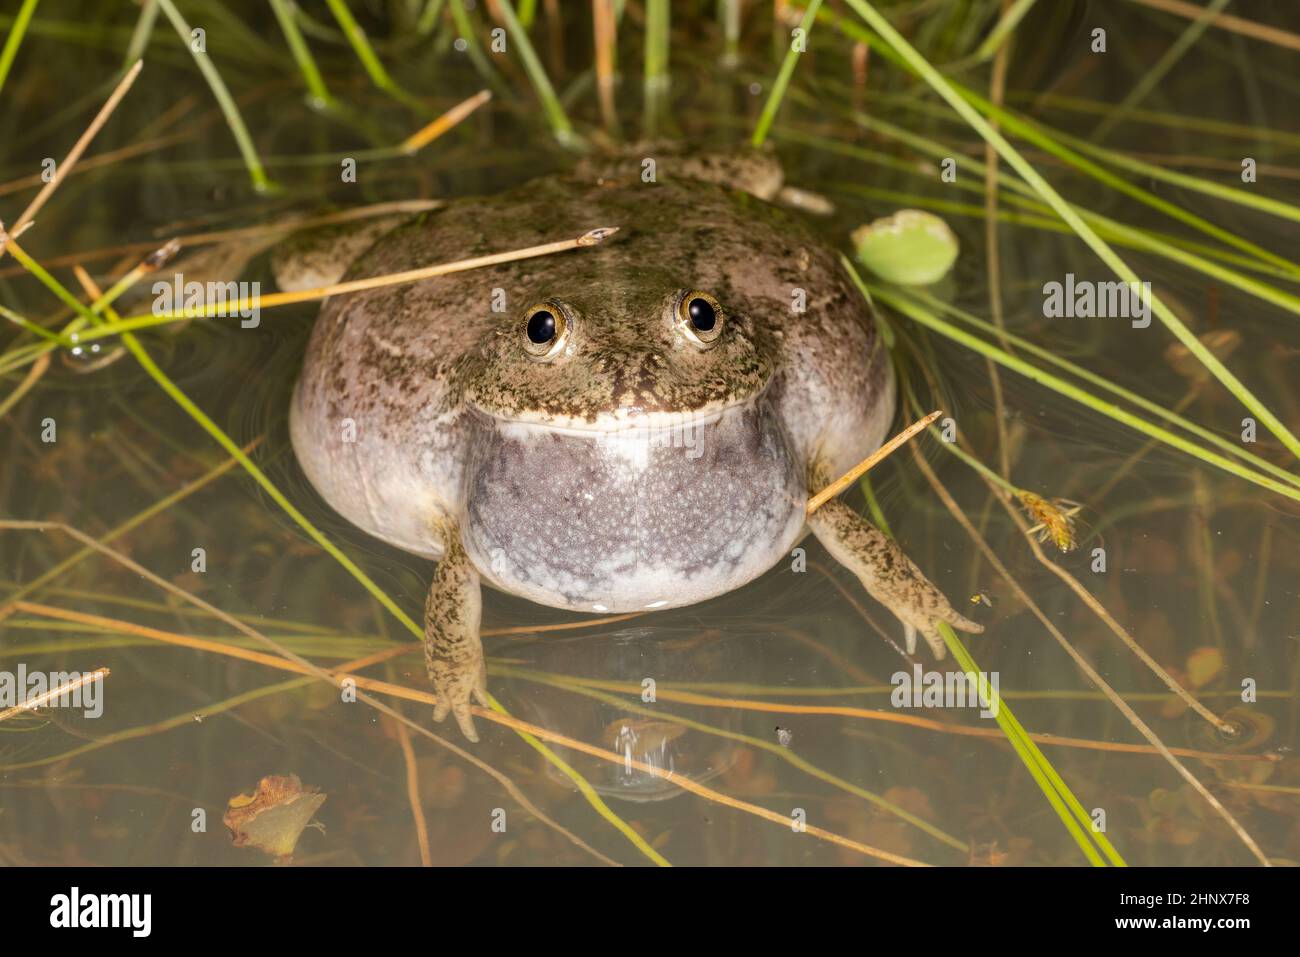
<box><xmin>279</xmin><ymin>146</ymin><xmax>982</xmax><ymax>741</ymax></box>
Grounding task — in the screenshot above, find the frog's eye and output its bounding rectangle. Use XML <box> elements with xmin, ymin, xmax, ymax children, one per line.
<box><xmin>676</xmin><ymin>291</ymin><xmax>725</xmax><ymax>348</ymax></box>
<box><xmin>522</xmin><ymin>301</ymin><xmax>569</xmax><ymax>360</ymax></box>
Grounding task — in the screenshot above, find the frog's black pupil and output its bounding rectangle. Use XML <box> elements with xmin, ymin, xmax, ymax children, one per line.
<box><xmin>527</xmin><ymin>310</ymin><xmax>556</xmax><ymax>344</ymax></box>
<box><xmin>688</xmin><ymin>297</ymin><xmax>716</xmax><ymax>332</ymax></box>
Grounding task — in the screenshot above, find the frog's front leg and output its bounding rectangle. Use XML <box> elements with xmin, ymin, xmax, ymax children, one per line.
<box><xmin>806</xmin><ymin>466</ymin><xmax>982</xmax><ymax>657</ymax></box>
<box><xmin>423</xmin><ymin>524</ymin><xmax>488</xmax><ymax>741</ymax></box>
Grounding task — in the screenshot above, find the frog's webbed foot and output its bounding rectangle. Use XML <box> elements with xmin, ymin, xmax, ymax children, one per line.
<box><xmin>807</xmin><ymin>496</ymin><xmax>982</xmax><ymax>659</ymax></box>
<box><xmin>423</xmin><ymin>531</ymin><xmax>488</xmax><ymax>741</ymax></box>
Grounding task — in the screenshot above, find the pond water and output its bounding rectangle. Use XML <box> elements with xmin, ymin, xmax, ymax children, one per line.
<box><xmin>0</xmin><ymin>0</ymin><xmax>1296</xmax><ymax>866</ymax></box>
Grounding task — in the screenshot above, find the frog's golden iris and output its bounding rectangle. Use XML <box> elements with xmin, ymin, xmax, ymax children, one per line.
<box><xmin>676</xmin><ymin>290</ymin><xmax>725</xmax><ymax>348</ymax></box>
<box><xmin>521</xmin><ymin>300</ymin><xmax>570</xmax><ymax>360</ymax></box>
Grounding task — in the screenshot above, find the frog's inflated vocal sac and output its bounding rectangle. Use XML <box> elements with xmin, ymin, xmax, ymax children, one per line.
<box><xmin>282</xmin><ymin>151</ymin><xmax>981</xmax><ymax>740</ymax></box>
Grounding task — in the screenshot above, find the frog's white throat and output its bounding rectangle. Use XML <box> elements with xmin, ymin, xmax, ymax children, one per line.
<box><xmin>460</xmin><ymin>396</ymin><xmax>807</xmax><ymax>614</ymax></box>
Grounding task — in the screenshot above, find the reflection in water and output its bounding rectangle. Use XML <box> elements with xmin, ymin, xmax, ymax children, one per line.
<box><xmin>504</xmin><ymin>628</ymin><xmax>743</xmax><ymax>802</ymax></box>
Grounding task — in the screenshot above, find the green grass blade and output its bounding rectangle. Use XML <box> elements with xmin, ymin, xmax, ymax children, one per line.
<box><xmin>269</xmin><ymin>0</ymin><xmax>335</xmax><ymax>109</ymax></box>
<box><xmin>894</xmin><ymin>284</ymin><xmax>1300</xmax><ymax>493</ymax></box>
<box><xmin>960</xmin><ymin>92</ymin><xmax>1300</xmax><ymax>271</ymax></box>
<box><xmin>123</xmin><ymin>0</ymin><xmax>158</xmax><ymax>67</ymax></box>
<box><xmin>836</xmin><ymin>80</ymin><xmax>1300</xmax><ymax>278</ymax></box>
<box><xmin>1059</xmin><ymin>124</ymin><xmax>1300</xmax><ymax>225</ymax></box>
<box><xmin>323</xmin><ymin>0</ymin><xmax>395</xmax><ymax>88</ymax></box>
<box><xmin>938</xmin><ymin>623</ymin><xmax>1120</xmax><ymax>865</ymax></box>
<box><xmin>0</xmin><ymin>305</ymin><xmax>67</xmax><ymax>346</ymax></box>
<box><xmin>1093</xmin><ymin>0</ymin><xmax>1232</xmax><ymax>141</ymax></box>
<box><xmin>0</xmin><ymin>0</ymin><xmax>39</xmax><ymax>99</ymax></box>
<box><xmin>972</xmin><ymin>0</ymin><xmax>1038</xmax><ymax>61</ymax></box>
<box><xmin>864</xmin><ymin>274</ymin><xmax>1300</xmax><ymax>505</ymax></box>
<box><xmin>447</xmin><ymin>0</ymin><xmax>511</xmax><ymax>97</ymax></box>
<box><xmin>494</xmin><ymin>0</ymin><xmax>577</xmax><ymax>146</ymax></box>
<box><xmin>155</xmin><ymin>0</ymin><xmax>274</xmax><ymax>192</ymax></box>
<box><xmin>840</xmin><ymin>0</ymin><xmax>1300</xmax><ymax>462</ymax></box>
<box><xmin>752</xmin><ymin>0</ymin><xmax>823</xmax><ymax>147</ymax></box>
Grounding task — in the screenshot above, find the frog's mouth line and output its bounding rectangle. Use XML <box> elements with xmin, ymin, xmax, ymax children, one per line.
<box><xmin>463</xmin><ymin>387</ymin><xmax>772</xmax><ymax>439</ymax></box>
<box><xmin>462</xmin><ymin>377</ymin><xmax>774</xmax><ymax>436</ymax></box>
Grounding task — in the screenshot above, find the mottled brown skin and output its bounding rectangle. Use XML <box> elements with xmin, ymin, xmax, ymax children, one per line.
<box><xmin>422</xmin><ymin>520</ymin><xmax>487</xmax><ymax>740</ymax></box>
<box><xmin>806</xmin><ymin>461</ymin><xmax>973</xmax><ymax>658</ymax></box>
<box><xmin>287</xmin><ymin>154</ymin><xmax>980</xmax><ymax>741</ymax></box>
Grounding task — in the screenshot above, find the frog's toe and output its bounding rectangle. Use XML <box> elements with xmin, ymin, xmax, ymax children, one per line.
<box><xmin>432</xmin><ymin>682</ymin><xmax>480</xmax><ymax>743</ymax></box>
<box><xmin>898</xmin><ymin>567</ymin><xmax>986</xmax><ymax>653</ymax></box>
<box><xmin>429</xmin><ymin>655</ymin><xmax>487</xmax><ymax>742</ymax></box>
<box><xmin>918</xmin><ymin>624</ymin><xmax>947</xmax><ymax>660</ymax></box>
<box><xmin>901</xmin><ymin>620</ymin><xmax>946</xmax><ymax>659</ymax></box>
<box><xmin>948</xmin><ymin>609</ymin><xmax>984</xmax><ymax>635</ymax></box>
<box><xmin>449</xmin><ymin>702</ymin><xmax>479</xmax><ymax>743</ymax></box>
<box><xmin>904</xmin><ymin>607</ymin><xmax>982</xmax><ymax>660</ymax></box>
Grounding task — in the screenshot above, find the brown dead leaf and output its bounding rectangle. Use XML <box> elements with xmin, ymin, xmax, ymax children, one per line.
<box><xmin>223</xmin><ymin>774</ymin><xmax>326</xmax><ymax>863</ymax></box>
